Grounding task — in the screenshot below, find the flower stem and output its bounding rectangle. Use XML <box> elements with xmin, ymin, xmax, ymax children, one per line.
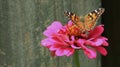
<box><xmin>73</xmin><ymin>50</ymin><xmax>80</xmax><ymax>67</ymax></box>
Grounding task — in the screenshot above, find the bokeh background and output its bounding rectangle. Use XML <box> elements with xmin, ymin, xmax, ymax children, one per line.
<box><xmin>0</xmin><ymin>0</ymin><xmax>120</xmax><ymax>67</ymax></box>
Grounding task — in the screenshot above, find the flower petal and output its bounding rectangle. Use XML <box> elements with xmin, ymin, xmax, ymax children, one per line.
<box><xmin>84</xmin><ymin>48</ymin><xmax>97</xmax><ymax>59</ymax></box>
<box><xmin>67</xmin><ymin>49</ymin><xmax>74</xmax><ymax>56</ymax></box>
<box><xmin>49</xmin><ymin>45</ymin><xmax>59</xmax><ymax>51</ymax></box>
<box><xmin>95</xmin><ymin>47</ymin><xmax>107</xmax><ymax>56</ymax></box>
<box><xmin>77</xmin><ymin>39</ymin><xmax>85</xmax><ymax>46</ymax></box>
<box><xmin>98</xmin><ymin>36</ymin><xmax>109</xmax><ymax>46</ymax></box>
<box><xmin>41</xmin><ymin>38</ymin><xmax>54</xmax><ymax>47</ymax></box>
<box><xmin>51</xmin><ymin>34</ymin><xmax>70</xmax><ymax>46</ymax></box>
<box><xmin>64</xmin><ymin>48</ymin><xmax>74</xmax><ymax>56</ymax></box>
<box><xmin>103</xmin><ymin>40</ymin><xmax>109</xmax><ymax>46</ymax></box>
<box><xmin>86</xmin><ymin>39</ymin><xmax>103</xmax><ymax>46</ymax></box>
<box><xmin>67</xmin><ymin>20</ymin><xmax>73</xmax><ymax>26</ymax></box>
<box><xmin>43</xmin><ymin>21</ymin><xmax>63</xmax><ymax>37</ymax></box>
<box><xmin>77</xmin><ymin>39</ymin><xmax>97</xmax><ymax>59</ymax></box>
<box><xmin>55</xmin><ymin>48</ymin><xmax>65</xmax><ymax>56</ymax></box>
<box><xmin>88</xmin><ymin>25</ymin><xmax>104</xmax><ymax>38</ymax></box>
<box><xmin>71</xmin><ymin>44</ymin><xmax>81</xmax><ymax>49</ymax></box>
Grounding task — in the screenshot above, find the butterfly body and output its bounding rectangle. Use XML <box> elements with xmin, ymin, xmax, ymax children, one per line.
<box><xmin>64</xmin><ymin>8</ymin><xmax>105</xmax><ymax>36</ymax></box>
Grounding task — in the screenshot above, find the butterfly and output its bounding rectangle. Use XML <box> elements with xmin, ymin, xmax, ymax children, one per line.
<box><xmin>64</xmin><ymin>8</ymin><xmax>105</xmax><ymax>35</ymax></box>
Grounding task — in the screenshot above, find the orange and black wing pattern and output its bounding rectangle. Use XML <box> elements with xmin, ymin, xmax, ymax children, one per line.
<box><xmin>64</xmin><ymin>8</ymin><xmax>105</xmax><ymax>35</ymax></box>
<box><xmin>84</xmin><ymin>8</ymin><xmax>105</xmax><ymax>31</ymax></box>
<box><xmin>64</xmin><ymin>11</ymin><xmax>84</xmax><ymax>32</ymax></box>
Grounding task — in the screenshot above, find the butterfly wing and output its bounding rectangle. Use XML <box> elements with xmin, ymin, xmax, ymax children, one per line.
<box><xmin>84</xmin><ymin>8</ymin><xmax>105</xmax><ymax>31</ymax></box>
<box><xmin>64</xmin><ymin>11</ymin><xmax>84</xmax><ymax>32</ymax></box>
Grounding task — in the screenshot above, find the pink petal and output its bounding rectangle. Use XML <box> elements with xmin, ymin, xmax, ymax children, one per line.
<box><xmin>94</xmin><ymin>39</ymin><xmax>103</xmax><ymax>46</ymax></box>
<box><xmin>64</xmin><ymin>48</ymin><xmax>70</xmax><ymax>55</ymax></box>
<box><xmin>49</xmin><ymin>42</ymin><xmax>65</xmax><ymax>51</ymax></box>
<box><xmin>103</xmin><ymin>40</ymin><xmax>109</xmax><ymax>46</ymax></box>
<box><xmin>98</xmin><ymin>36</ymin><xmax>109</xmax><ymax>46</ymax></box>
<box><xmin>43</xmin><ymin>29</ymin><xmax>56</xmax><ymax>37</ymax></box>
<box><xmin>67</xmin><ymin>20</ymin><xmax>73</xmax><ymax>26</ymax></box>
<box><xmin>64</xmin><ymin>48</ymin><xmax>74</xmax><ymax>56</ymax></box>
<box><xmin>86</xmin><ymin>39</ymin><xmax>103</xmax><ymax>46</ymax></box>
<box><xmin>99</xmin><ymin>36</ymin><xmax>108</xmax><ymax>40</ymax></box>
<box><xmin>55</xmin><ymin>48</ymin><xmax>65</xmax><ymax>56</ymax></box>
<box><xmin>47</xmin><ymin>21</ymin><xmax>63</xmax><ymax>29</ymax></box>
<box><xmin>71</xmin><ymin>36</ymin><xmax>75</xmax><ymax>41</ymax></box>
<box><xmin>84</xmin><ymin>48</ymin><xmax>97</xmax><ymax>59</ymax></box>
<box><xmin>77</xmin><ymin>39</ymin><xmax>85</xmax><ymax>46</ymax></box>
<box><xmin>95</xmin><ymin>47</ymin><xmax>107</xmax><ymax>56</ymax></box>
<box><xmin>43</xmin><ymin>21</ymin><xmax>63</xmax><ymax>37</ymax></box>
<box><xmin>77</xmin><ymin>39</ymin><xmax>97</xmax><ymax>59</ymax></box>
<box><xmin>56</xmin><ymin>34</ymin><xmax>69</xmax><ymax>42</ymax></box>
<box><xmin>51</xmin><ymin>34</ymin><xmax>69</xmax><ymax>46</ymax></box>
<box><xmin>41</xmin><ymin>38</ymin><xmax>54</xmax><ymax>47</ymax></box>
<box><xmin>51</xmin><ymin>35</ymin><xmax>64</xmax><ymax>43</ymax></box>
<box><xmin>49</xmin><ymin>45</ymin><xmax>58</xmax><ymax>51</ymax></box>
<box><xmin>66</xmin><ymin>49</ymin><xmax>74</xmax><ymax>56</ymax></box>
<box><xmin>71</xmin><ymin>44</ymin><xmax>81</xmax><ymax>49</ymax></box>
<box><xmin>88</xmin><ymin>25</ymin><xmax>104</xmax><ymax>38</ymax></box>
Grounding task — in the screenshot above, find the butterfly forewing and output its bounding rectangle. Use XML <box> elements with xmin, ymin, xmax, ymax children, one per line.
<box><xmin>64</xmin><ymin>11</ymin><xmax>84</xmax><ymax>31</ymax></box>
<box><xmin>84</xmin><ymin>8</ymin><xmax>105</xmax><ymax>31</ymax></box>
<box><xmin>64</xmin><ymin>11</ymin><xmax>80</xmax><ymax>23</ymax></box>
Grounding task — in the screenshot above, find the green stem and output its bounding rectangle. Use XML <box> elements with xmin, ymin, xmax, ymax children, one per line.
<box><xmin>73</xmin><ymin>50</ymin><xmax>80</xmax><ymax>67</ymax></box>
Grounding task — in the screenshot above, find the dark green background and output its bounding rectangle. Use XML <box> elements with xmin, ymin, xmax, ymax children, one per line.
<box><xmin>0</xmin><ymin>0</ymin><xmax>119</xmax><ymax>67</ymax></box>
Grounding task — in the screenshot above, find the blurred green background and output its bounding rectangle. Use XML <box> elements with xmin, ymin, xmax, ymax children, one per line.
<box><xmin>0</xmin><ymin>0</ymin><xmax>120</xmax><ymax>67</ymax></box>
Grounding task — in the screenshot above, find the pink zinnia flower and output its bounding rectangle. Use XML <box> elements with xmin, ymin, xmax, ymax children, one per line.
<box><xmin>41</xmin><ymin>21</ymin><xmax>80</xmax><ymax>56</ymax></box>
<box><xmin>41</xmin><ymin>20</ymin><xmax>109</xmax><ymax>59</ymax></box>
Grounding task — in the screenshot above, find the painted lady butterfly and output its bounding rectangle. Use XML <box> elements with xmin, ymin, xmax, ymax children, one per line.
<box><xmin>64</xmin><ymin>8</ymin><xmax>105</xmax><ymax>34</ymax></box>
